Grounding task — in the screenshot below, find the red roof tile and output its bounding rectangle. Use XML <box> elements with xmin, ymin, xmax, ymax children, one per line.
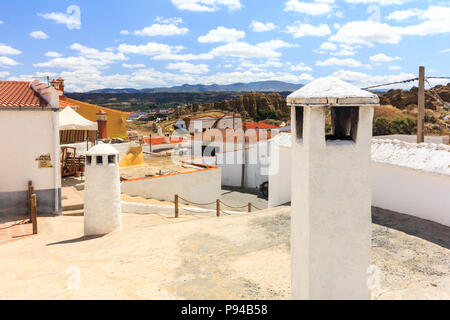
<box><xmin>0</xmin><ymin>81</ymin><xmax>44</xmax><ymax>108</ymax></box>
<box><xmin>244</xmin><ymin>121</ymin><xmax>279</xmax><ymax>129</ymax></box>
<box><xmin>0</xmin><ymin>81</ymin><xmax>78</xmax><ymax>109</ymax></box>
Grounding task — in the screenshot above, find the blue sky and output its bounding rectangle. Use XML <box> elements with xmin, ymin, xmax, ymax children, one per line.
<box><xmin>0</xmin><ymin>0</ymin><xmax>449</xmax><ymax>92</ymax></box>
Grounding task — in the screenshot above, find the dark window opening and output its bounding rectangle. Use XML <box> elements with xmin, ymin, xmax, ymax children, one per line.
<box><xmin>108</xmin><ymin>155</ymin><xmax>116</xmax><ymax>164</ymax></box>
<box><xmin>86</xmin><ymin>156</ymin><xmax>92</xmax><ymax>165</ymax></box>
<box><xmin>96</xmin><ymin>156</ymin><xmax>103</xmax><ymax>165</ymax></box>
<box><xmin>295</xmin><ymin>106</ymin><xmax>304</xmax><ymax>140</ymax></box>
<box><xmin>202</xmin><ymin>146</ymin><xmax>218</xmax><ymax>157</ymax></box>
<box><xmin>326</xmin><ymin>107</ymin><xmax>359</xmax><ymax>142</ymax></box>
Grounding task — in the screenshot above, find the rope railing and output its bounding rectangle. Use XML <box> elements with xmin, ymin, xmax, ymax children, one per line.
<box><xmin>174</xmin><ymin>194</ymin><xmax>264</xmax><ymax>218</ymax></box>
<box><xmin>0</xmin><ymin>181</ymin><xmax>37</xmax><ymax>235</ymax></box>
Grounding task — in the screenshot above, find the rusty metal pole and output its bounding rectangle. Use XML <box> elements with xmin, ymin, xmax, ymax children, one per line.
<box><xmin>175</xmin><ymin>194</ymin><xmax>179</xmax><ymax>218</ymax></box>
<box><xmin>31</xmin><ymin>194</ymin><xmax>38</xmax><ymax>234</ymax></box>
<box><xmin>216</xmin><ymin>199</ymin><xmax>220</xmax><ymax>217</ymax></box>
<box><xmin>248</xmin><ymin>203</ymin><xmax>252</xmax><ymax>213</ymax></box>
<box><xmin>417</xmin><ymin>66</ymin><xmax>425</xmax><ymax>143</ymax></box>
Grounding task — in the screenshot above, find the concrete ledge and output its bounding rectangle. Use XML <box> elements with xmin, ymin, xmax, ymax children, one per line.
<box><xmin>0</xmin><ymin>188</ymin><xmax>60</xmax><ymax>215</ymax></box>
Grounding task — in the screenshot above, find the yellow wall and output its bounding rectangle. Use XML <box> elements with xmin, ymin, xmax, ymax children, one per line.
<box><xmin>62</xmin><ymin>97</ymin><xmax>129</xmax><ymax>138</ymax></box>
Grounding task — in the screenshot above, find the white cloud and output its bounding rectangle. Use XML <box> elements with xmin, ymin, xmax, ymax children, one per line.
<box><xmin>0</xmin><ymin>71</ymin><xmax>10</xmax><ymax>77</ymax></box>
<box><xmin>316</xmin><ymin>57</ymin><xmax>368</xmax><ymax>68</ymax></box>
<box><xmin>286</xmin><ymin>22</ymin><xmax>331</xmax><ymax>38</ymax></box>
<box><xmin>331</xmin><ymin>69</ymin><xmax>415</xmax><ymax>89</ymax></box>
<box><xmin>198</xmin><ymin>27</ymin><xmax>245</xmax><ymax>43</ymax></box>
<box><xmin>329</xmin><ymin>21</ymin><xmax>402</xmax><ymax>45</ymax></box>
<box><xmin>171</xmin><ymin>0</ymin><xmax>242</xmax><ymax>12</ymax></box>
<box><xmin>155</xmin><ymin>17</ymin><xmax>183</xmax><ymax>24</ymax></box>
<box><xmin>320</xmin><ymin>42</ymin><xmax>337</xmax><ymax>51</ymax></box>
<box><xmin>257</xmin><ymin>39</ymin><xmax>298</xmax><ymax>50</ymax></box>
<box><xmin>30</xmin><ymin>31</ymin><xmax>49</xmax><ymax>39</ymax></box>
<box><xmin>122</xmin><ymin>63</ymin><xmax>146</xmax><ymax>69</ymax></box>
<box><xmin>0</xmin><ymin>44</ymin><xmax>21</xmax><ymax>55</ymax></box>
<box><xmin>45</xmin><ymin>51</ymin><xmax>62</xmax><ymax>58</ymax></box>
<box><xmin>0</xmin><ymin>56</ymin><xmax>20</xmax><ymax>67</ymax></box>
<box><xmin>211</xmin><ymin>42</ymin><xmax>280</xmax><ymax>58</ymax></box>
<box><xmin>400</xmin><ymin>6</ymin><xmax>450</xmax><ymax>37</ymax></box>
<box><xmin>288</xmin><ymin>62</ymin><xmax>313</xmax><ymax>71</ymax></box>
<box><xmin>166</xmin><ymin>62</ymin><xmax>210</xmax><ymax>74</ymax></box>
<box><xmin>331</xmin><ymin>6</ymin><xmax>450</xmax><ymax>45</ymax></box>
<box><xmin>38</xmin><ymin>6</ymin><xmax>81</xmax><ymax>30</ymax></box>
<box><xmin>70</xmin><ymin>43</ymin><xmax>126</xmax><ymax>62</ymax></box>
<box><xmin>0</xmin><ymin>21</ymin><xmax>4</xmax><ymax>25</ymax></box>
<box><xmin>153</xmin><ymin>53</ymin><xmax>214</xmax><ymax>61</ymax></box>
<box><xmin>344</xmin><ymin>0</ymin><xmax>412</xmax><ymax>5</ymax></box>
<box><xmin>128</xmin><ymin>23</ymin><xmax>188</xmax><ymax>36</ymax></box>
<box><xmin>441</xmin><ymin>48</ymin><xmax>450</xmax><ymax>53</ymax></box>
<box><xmin>34</xmin><ymin>57</ymin><xmax>111</xmax><ymax>70</ymax></box>
<box><xmin>118</xmin><ymin>42</ymin><xmax>180</xmax><ymax>56</ymax></box>
<box><xmin>210</xmin><ymin>40</ymin><xmax>297</xmax><ymax>59</ymax></box>
<box><xmin>369</xmin><ymin>53</ymin><xmax>401</xmax><ymax>62</ymax></box>
<box><xmin>250</xmin><ymin>21</ymin><xmax>277</xmax><ymax>32</ymax></box>
<box><xmin>284</xmin><ymin>0</ymin><xmax>334</xmax><ymax>16</ymax></box>
<box><xmin>386</xmin><ymin>9</ymin><xmax>422</xmax><ymax>21</ymax></box>
<box><xmin>298</xmin><ymin>73</ymin><xmax>314</xmax><ymax>81</ymax></box>
<box><xmin>388</xmin><ymin>65</ymin><xmax>401</xmax><ymax>70</ymax></box>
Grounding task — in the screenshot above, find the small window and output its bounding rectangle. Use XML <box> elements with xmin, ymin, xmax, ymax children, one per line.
<box><xmin>295</xmin><ymin>106</ymin><xmax>304</xmax><ymax>140</ymax></box>
<box><xmin>326</xmin><ymin>107</ymin><xmax>359</xmax><ymax>142</ymax></box>
<box><xmin>96</xmin><ymin>156</ymin><xmax>103</xmax><ymax>165</ymax></box>
<box><xmin>86</xmin><ymin>156</ymin><xmax>92</xmax><ymax>166</ymax></box>
<box><xmin>108</xmin><ymin>155</ymin><xmax>116</xmax><ymax>164</ymax></box>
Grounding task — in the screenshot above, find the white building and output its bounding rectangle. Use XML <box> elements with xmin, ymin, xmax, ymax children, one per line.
<box><xmin>287</xmin><ymin>76</ymin><xmax>379</xmax><ymax>299</ymax></box>
<box><xmin>0</xmin><ymin>80</ymin><xmax>61</xmax><ymax>215</ymax></box>
<box><xmin>187</xmin><ymin>114</ymin><xmax>242</xmax><ymax>133</ymax></box>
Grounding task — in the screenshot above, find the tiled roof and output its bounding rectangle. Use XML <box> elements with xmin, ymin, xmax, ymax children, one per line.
<box><xmin>244</xmin><ymin>121</ymin><xmax>280</xmax><ymax>129</ymax></box>
<box><xmin>0</xmin><ymin>81</ymin><xmax>44</xmax><ymax>108</ymax></box>
<box><xmin>0</xmin><ymin>81</ymin><xmax>79</xmax><ymax>109</ymax></box>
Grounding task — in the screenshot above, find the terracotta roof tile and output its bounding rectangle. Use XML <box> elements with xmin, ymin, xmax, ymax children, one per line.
<box><xmin>0</xmin><ymin>81</ymin><xmax>44</xmax><ymax>108</ymax></box>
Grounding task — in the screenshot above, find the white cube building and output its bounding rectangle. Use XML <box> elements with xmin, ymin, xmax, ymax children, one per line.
<box><xmin>84</xmin><ymin>144</ymin><xmax>122</xmax><ymax>236</ymax></box>
<box><xmin>287</xmin><ymin>77</ymin><xmax>379</xmax><ymax>300</ymax></box>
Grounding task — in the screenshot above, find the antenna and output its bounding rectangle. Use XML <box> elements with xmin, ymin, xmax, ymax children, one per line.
<box><xmin>32</xmin><ymin>75</ymin><xmax>51</xmax><ymax>86</ymax></box>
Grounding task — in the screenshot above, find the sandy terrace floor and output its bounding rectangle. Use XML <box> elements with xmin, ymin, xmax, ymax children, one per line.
<box><xmin>120</xmin><ymin>155</ymin><xmax>201</xmax><ymax>179</ymax></box>
<box><xmin>0</xmin><ymin>207</ymin><xmax>448</xmax><ymax>300</ymax></box>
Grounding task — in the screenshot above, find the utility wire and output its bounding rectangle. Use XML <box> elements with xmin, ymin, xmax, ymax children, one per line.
<box><xmin>361</xmin><ymin>78</ymin><xmax>418</xmax><ymax>90</ymax></box>
<box><xmin>425</xmin><ymin>79</ymin><xmax>450</xmax><ymax>109</ymax></box>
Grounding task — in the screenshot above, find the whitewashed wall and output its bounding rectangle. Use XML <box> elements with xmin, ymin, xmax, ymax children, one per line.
<box><xmin>0</xmin><ymin>110</ymin><xmax>59</xmax><ymax>214</ymax></box>
<box><xmin>121</xmin><ymin>165</ymin><xmax>221</xmax><ymax>204</ymax></box>
<box><xmin>268</xmin><ymin>145</ymin><xmax>291</xmax><ymax>207</ymax></box>
<box><xmin>268</xmin><ymin>137</ymin><xmax>450</xmax><ymax>227</ymax></box>
<box><xmin>371</xmin><ymin>163</ymin><xmax>450</xmax><ymax>226</ymax></box>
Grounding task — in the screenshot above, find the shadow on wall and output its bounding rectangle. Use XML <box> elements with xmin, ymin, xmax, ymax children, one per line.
<box><xmin>372</xmin><ymin>207</ymin><xmax>450</xmax><ymax>250</ymax></box>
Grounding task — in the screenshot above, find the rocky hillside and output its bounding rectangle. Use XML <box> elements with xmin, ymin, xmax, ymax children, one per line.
<box><xmin>378</xmin><ymin>83</ymin><xmax>450</xmax><ymax>111</ymax></box>
<box><xmin>174</xmin><ymin>92</ymin><xmax>290</xmax><ymax>120</ymax></box>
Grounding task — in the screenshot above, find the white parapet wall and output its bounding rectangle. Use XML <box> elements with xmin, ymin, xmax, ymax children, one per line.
<box><xmin>120</xmin><ymin>162</ymin><xmax>221</xmax><ymax>205</ymax></box>
<box><xmin>371</xmin><ymin>139</ymin><xmax>450</xmax><ymax>226</ymax></box>
<box><xmin>268</xmin><ymin>136</ymin><xmax>450</xmax><ymax>226</ymax></box>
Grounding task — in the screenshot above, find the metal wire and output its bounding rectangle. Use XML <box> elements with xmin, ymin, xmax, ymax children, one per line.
<box><xmin>425</xmin><ymin>79</ymin><xmax>450</xmax><ymax>108</ymax></box>
<box><xmin>361</xmin><ymin>78</ymin><xmax>418</xmax><ymax>90</ymax></box>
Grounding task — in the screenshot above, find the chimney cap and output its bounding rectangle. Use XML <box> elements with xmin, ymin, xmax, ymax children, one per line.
<box><xmin>57</xmin><ymin>77</ymin><xmax>64</xmax><ymax>81</ymax></box>
<box><xmin>287</xmin><ymin>76</ymin><xmax>379</xmax><ymax>107</ymax></box>
<box><xmin>97</xmin><ymin>109</ymin><xmax>107</xmax><ymax>115</ymax></box>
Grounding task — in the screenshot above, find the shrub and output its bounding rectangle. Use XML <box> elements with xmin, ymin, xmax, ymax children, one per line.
<box><xmin>373</xmin><ymin>117</ymin><xmax>417</xmax><ymax>136</ymax></box>
<box><xmin>373</xmin><ymin>117</ymin><xmax>391</xmax><ymax>136</ymax></box>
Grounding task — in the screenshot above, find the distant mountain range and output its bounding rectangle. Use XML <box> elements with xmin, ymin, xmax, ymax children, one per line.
<box><xmin>84</xmin><ymin>80</ymin><xmax>303</xmax><ymax>94</ymax></box>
